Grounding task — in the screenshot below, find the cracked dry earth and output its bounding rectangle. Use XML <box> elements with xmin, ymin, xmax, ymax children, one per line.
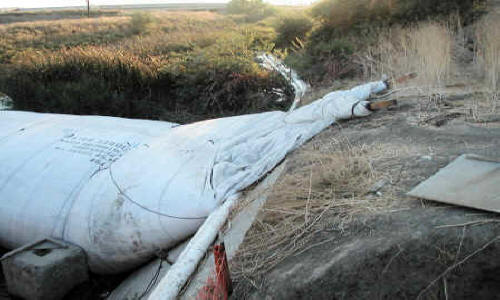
<box><xmin>237</xmin><ymin>86</ymin><xmax>500</xmax><ymax>299</ymax></box>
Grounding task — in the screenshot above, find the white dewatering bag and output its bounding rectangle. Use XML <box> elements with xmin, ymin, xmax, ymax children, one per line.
<box><xmin>0</xmin><ymin>81</ymin><xmax>387</xmax><ymax>274</ymax></box>
<box><xmin>257</xmin><ymin>53</ymin><xmax>309</xmax><ymax>111</ymax></box>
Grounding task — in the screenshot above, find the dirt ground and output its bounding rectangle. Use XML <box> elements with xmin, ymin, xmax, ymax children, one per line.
<box><xmin>232</xmin><ymin>83</ymin><xmax>500</xmax><ymax>299</ymax></box>
<box><xmin>248</xmin><ymin>207</ymin><xmax>500</xmax><ymax>299</ymax></box>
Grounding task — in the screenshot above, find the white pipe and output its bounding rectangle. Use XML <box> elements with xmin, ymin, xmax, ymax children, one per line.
<box><xmin>147</xmin><ymin>194</ymin><xmax>239</xmax><ymax>300</ymax></box>
<box><xmin>257</xmin><ymin>53</ymin><xmax>309</xmax><ymax>112</ymax></box>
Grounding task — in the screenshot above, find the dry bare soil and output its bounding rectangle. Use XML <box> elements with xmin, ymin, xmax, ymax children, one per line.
<box><xmin>231</xmin><ymin>2</ymin><xmax>500</xmax><ymax>297</ymax></box>
<box><xmin>232</xmin><ymin>84</ymin><xmax>500</xmax><ymax>299</ymax></box>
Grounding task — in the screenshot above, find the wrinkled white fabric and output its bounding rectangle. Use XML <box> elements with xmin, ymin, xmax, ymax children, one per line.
<box><xmin>257</xmin><ymin>54</ymin><xmax>309</xmax><ymax>111</ymax></box>
<box><xmin>0</xmin><ymin>81</ymin><xmax>386</xmax><ymax>274</ymax></box>
<box><xmin>0</xmin><ymin>95</ymin><xmax>12</xmax><ymax>110</ymax></box>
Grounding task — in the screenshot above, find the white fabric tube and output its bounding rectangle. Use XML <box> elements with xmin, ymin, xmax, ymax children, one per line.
<box><xmin>257</xmin><ymin>53</ymin><xmax>309</xmax><ymax>112</ymax></box>
<box><xmin>0</xmin><ymin>81</ymin><xmax>387</xmax><ymax>274</ymax></box>
<box><xmin>147</xmin><ymin>81</ymin><xmax>387</xmax><ymax>299</ymax></box>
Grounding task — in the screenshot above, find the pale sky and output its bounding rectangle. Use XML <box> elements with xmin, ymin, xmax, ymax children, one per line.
<box><xmin>0</xmin><ymin>0</ymin><xmax>316</xmax><ymax>9</ymax></box>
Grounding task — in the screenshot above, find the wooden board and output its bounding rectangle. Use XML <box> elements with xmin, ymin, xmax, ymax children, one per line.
<box><xmin>408</xmin><ymin>154</ymin><xmax>500</xmax><ymax>213</ymax></box>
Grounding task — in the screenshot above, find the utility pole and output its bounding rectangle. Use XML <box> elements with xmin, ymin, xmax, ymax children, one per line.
<box><xmin>86</xmin><ymin>0</ymin><xmax>90</xmax><ymax>17</ymax></box>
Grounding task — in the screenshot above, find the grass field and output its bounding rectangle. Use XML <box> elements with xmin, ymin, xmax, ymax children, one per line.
<box><xmin>0</xmin><ymin>0</ymin><xmax>495</xmax><ymax>123</ymax></box>
<box><xmin>0</xmin><ymin>7</ymin><xmax>294</xmax><ymax>123</ymax></box>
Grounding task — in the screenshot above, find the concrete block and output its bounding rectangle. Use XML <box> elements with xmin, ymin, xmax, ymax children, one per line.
<box><xmin>1</xmin><ymin>239</ymin><xmax>89</xmax><ymax>300</ymax></box>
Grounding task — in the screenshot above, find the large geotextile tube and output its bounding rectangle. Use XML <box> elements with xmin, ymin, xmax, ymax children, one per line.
<box><xmin>0</xmin><ymin>81</ymin><xmax>387</xmax><ymax>275</ymax></box>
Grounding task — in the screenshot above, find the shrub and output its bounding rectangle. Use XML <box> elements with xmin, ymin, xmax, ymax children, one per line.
<box><xmin>1</xmin><ymin>36</ymin><xmax>293</xmax><ymax>123</ymax></box>
<box><xmin>283</xmin><ymin>52</ymin><xmax>315</xmax><ymax>79</ymax></box>
<box><xmin>308</xmin><ymin>39</ymin><xmax>354</xmax><ymax>58</ymax></box>
<box><xmin>285</xmin><ymin>0</ymin><xmax>485</xmax><ymax>83</ymax></box>
<box><xmin>0</xmin><ymin>11</ymin><xmax>296</xmax><ymax>122</ymax></box>
<box><xmin>4</xmin><ymin>47</ymin><xmax>163</xmax><ymax>117</ymax></box>
<box><xmin>274</xmin><ymin>15</ymin><xmax>313</xmax><ymax>49</ymax></box>
<box><xmin>309</xmin><ymin>0</ymin><xmax>484</xmax><ymax>48</ymax></box>
<box><xmin>227</xmin><ymin>0</ymin><xmax>276</xmax><ymax>22</ymax></box>
<box><xmin>311</xmin><ymin>0</ymin><xmax>485</xmax><ymax>28</ymax></box>
<box><xmin>129</xmin><ymin>12</ymin><xmax>156</xmax><ymax>34</ymax></box>
<box><xmin>227</xmin><ymin>0</ymin><xmax>265</xmax><ymax>14</ymax></box>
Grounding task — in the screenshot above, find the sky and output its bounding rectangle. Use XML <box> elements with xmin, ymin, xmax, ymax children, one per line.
<box><xmin>0</xmin><ymin>0</ymin><xmax>316</xmax><ymax>9</ymax></box>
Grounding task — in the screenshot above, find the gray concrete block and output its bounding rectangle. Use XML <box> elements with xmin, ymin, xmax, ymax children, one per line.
<box><xmin>1</xmin><ymin>239</ymin><xmax>89</xmax><ymax>300</ymax></box>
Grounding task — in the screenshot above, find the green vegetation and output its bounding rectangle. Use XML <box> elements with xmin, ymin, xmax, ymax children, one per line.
<box><xmin>0</xmin><ymin>0</ymin><xmax>491</xmax><ymax>122</ymax></box>
<box><xmin>227</xmin><ymin>0</ymin><xmax>276</xmax><ymax>23</ymax></box>
<box><xmin>274</xmin><ymin>14</ymin><xmax>312</xmax><ymax>49</ymax></box>
<box><xmin>0</xmin><ymin>16</ymin><xmax>132</xmax><ymax>64</ymax></box>
<box><xmin>129</xmin><ymin>12</ymin><xmax>156</xmax><ymax>34</ymax></box>
<box><xmin>311</xmin><ymin>0</ymin><xmax>484</xmax><ymax>26</ymax></box>
<box><xmin>0</xmin><ymin>10</ymin><xmax>291</xmax><ymax>123</ymax></box>
<box><xmin>283</xmin><ymin>0</ymin><xmax>487</xmax><ymax>83</ymax></box>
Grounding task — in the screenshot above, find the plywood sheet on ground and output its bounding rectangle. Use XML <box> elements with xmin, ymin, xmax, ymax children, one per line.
<box><xmin>408</xmin><ymin>154</ymin><xmax>500</xmax><ymax>212</ymax></box>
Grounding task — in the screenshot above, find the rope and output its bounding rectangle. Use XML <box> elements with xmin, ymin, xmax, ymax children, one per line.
<box><xmin>351</xmin><ymin>101</ymin><xmax>362</xmax><ymax>119</ymax></box>
<box><xmin>138</xmin><ymin>258</ymin><xmax>167</xmax><ymax>300</ymax></box>
<box><xmin>109</xmin><ymin>167</ymin><xmax>208</xmax><ymax>220</ymax></box>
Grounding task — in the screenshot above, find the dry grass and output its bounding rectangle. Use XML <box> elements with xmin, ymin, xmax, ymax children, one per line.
<box><xmin>411</xmin><ymin>23</ymin><xmax>454</xmax><ymax>87</ymax></box>
<box><xmin>231</xmin><ymin>137</ymin><xmax>406</xmax><ymax>281</ymax></box>
<box><xmin>0</xmin><ymin>16</ymin><xmax>131</xmax><ymax>63</ymax></box>
<box><xmin>365</xmin><ymin>22</ymin><xmax>454</xmax><ymax>89</ymax></box>
<box><xmin>0</xmin><ymin>9</ymin><xmax>120</xmax><ymax>24</ymax></box>
<box><xmin>474</xmin><ymin>14</ymin><xmax>500</xmax><ymax>112</ymax></box>
<box><xmin>0</xmin><ymin>10</ymin><xmax>286</xmax><ymax>121</ymax></box>
<box><xmin>357</xmin><ymin>20</ymin><xmax>499</xmax><ymax>122</ymax></box>
<box><xmin>361</xmin><ymin>15</ymin><xmax>498</xmax><ymax>116</ymax></box>
<box><xmin>0</xmin><ymin>11</ymin><xmax>231</xmax><ymax>64</ymax></box>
